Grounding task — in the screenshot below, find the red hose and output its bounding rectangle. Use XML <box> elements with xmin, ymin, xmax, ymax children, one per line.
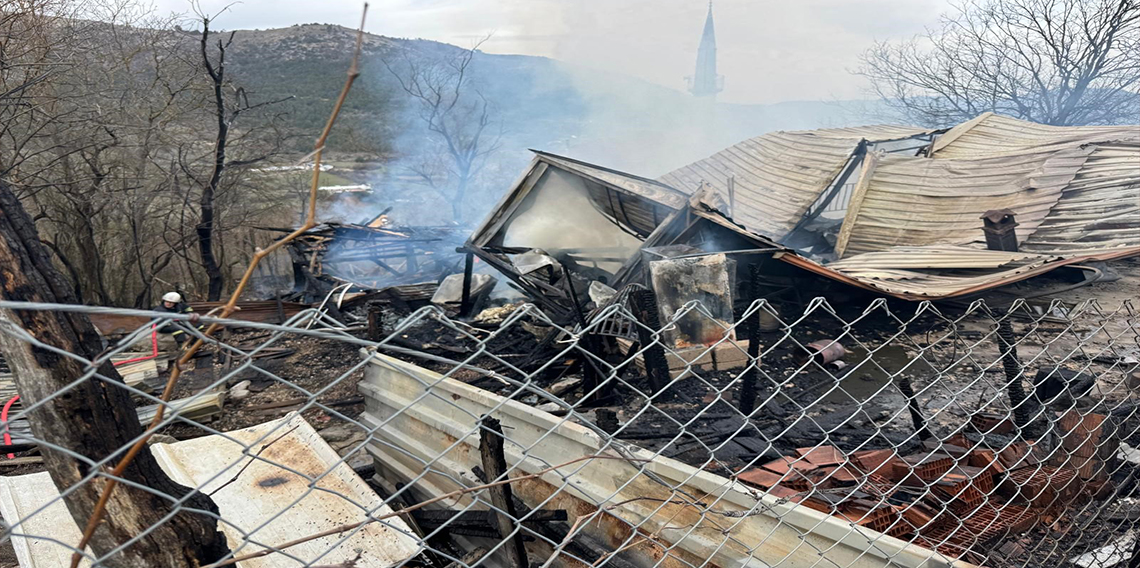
<box><xmin>113</xmin><ymin>325</ymin><xmax>159</xmax><ymax>367</ymax></box>
<box><xmin>0</xmin><ymin>323</ymin><xmax>159</xmax><ymax>460</ymax></box>
<box><xmin>2</xmin><ymin>394</ymin><xmax>19</xmax><ymax>459</ymax></box>
<box><xmin>2</xmin><ymin>327</ymin><xmax>159</xmax><ymax>460</ymax></box>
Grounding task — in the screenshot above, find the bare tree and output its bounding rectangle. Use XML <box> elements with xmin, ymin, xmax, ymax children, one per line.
<box><xmin>385</xmin><ymin>39</ymin><xmax>502</xmax><ymax>224</ymax></box>
<box><xmin>858</xmin><ymin>0</ymin><xmax>1140</xmax><ymax>126</ymax></box>
<box><xmin>196</xmin><ymin>14</ymin><xmax>291</xmax><ymax>300</ymax></box>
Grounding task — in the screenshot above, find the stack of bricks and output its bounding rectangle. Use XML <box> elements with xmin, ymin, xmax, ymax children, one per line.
<box><xmin>734</xmin><ymin>429</ymin><xmax>1112</xmax><ymax>560</ymax></box>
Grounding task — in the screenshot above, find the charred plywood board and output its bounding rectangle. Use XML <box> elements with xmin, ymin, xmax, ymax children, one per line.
<box><xmin>358</xmin><ymin>353</ymin><xmax>975</xmax><ymax>568</ymax></box>
<box><xmin>0</xmin><ymin>414</ymin><xmax>419</xmax><ymax>568</ymax></box>
<box><xmin>648</xmin><ymin>253</ymin><xmax>736</xmax><ymax>347</ymax></box>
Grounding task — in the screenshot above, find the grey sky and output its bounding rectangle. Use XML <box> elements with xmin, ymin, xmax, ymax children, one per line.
<box><xmin>153</xmin><ymin>0</ymin><xmax>954</xmax><ymax>104</ymax></box>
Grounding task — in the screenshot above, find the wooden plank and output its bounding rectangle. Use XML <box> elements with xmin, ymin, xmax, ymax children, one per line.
<box><xmin>6</xmin><ymin>393</ymin><xmax>224</xmax><ymax>440</ymax></box>
<box><xmin>0</xmin><ymin>456</ymin><xmax>44</xmax><ymax>467</ymax></box>
<box><xmin>478</xmin><ymin>416</ymin><xmax>528</xmax><ymax>568</ymax></box>
<box><xmin>113</xmin><ymin>359</ymin><xmax>159</xmax><ymax>387</ymax></box>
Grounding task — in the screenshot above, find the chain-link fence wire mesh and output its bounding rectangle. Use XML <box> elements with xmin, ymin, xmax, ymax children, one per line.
<box><xmin>0</xmin><ymin>294</ymin><xmax>1137</xmax><ymax>568</ymax></box>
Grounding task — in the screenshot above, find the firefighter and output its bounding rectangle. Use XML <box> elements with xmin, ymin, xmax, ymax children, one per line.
<box><xmin>154</xmin><ymin>291</ymin><xmax>195</xmax><ymax>348</ymax></box>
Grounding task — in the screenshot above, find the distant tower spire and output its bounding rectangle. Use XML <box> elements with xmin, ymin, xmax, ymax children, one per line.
<box><xmin>688</xmin><ymin>1</ymin><xmax>722</xmax><ymax>98</ymax></box>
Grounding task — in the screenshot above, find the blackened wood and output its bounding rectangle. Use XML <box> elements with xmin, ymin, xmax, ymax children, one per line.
<box><xmin>367</xmin><ymin>301</ymin><xmax>383</xmax><ymax>342</ymax></box>
<box><xmin>595</xmin><ymin>409</ymin><xmax>619</xmax><ymax>435</ymax></box>
<box><xmin>629</xmin><ymin>288</ymin><xmax>669</xmax><ymax>395</ymax></box>
<box><xmin>996</xmin><ymin>318</ymin><xmax>1032</xmax><ymax>432</ymax></box>
<box><xmin>459</xmin><ymin>252</ymin><xmax>474</xmax><ymax>317</ymax></box>
<box><xmin>478</xmin><ymin>416</ymin><xmax>528</xmax><ymax>568</ymax></box>
<box><xmin>739</xmin><ymin>264</ymin><xmax>763</xmax><ymax>415</ymax></box>
<box><xmin>559</xmin><ymin>261</ymin><xmax>612</xmax><ymax>404</ymax></box>
<box><xmin>443</xmin><ymin>546</ymin><xmax>489</xmax><ymax>568</ymax></box>
<box><xmin>274</xmin><ymin>293</ymin><xmax>286</xmax><ymax>324</ymax></box>
<box><xmin>0</xmin><ymin>180</ymin><xmax>229</xmax><ymax>566</ymax></box>
<box><xmin>898</xmin><ymin>376</ymin><xmax>933</xmax><ymax>441</ymax></box>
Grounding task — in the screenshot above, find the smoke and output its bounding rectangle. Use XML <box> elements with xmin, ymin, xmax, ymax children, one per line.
<box><xmin>353</xmin><ymin>4</ymin><xmax>920</xmax><ymax>231</ymax></box>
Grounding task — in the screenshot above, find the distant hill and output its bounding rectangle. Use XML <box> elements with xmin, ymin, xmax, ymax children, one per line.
<box><xmin>217</xmin><ymin>23</ymin><xmax>899</xmax><ymax>223</ymax></box>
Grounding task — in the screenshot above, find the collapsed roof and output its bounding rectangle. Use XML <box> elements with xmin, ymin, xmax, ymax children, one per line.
<box><xmin>268</xmin><ymin>222</ymin><xmax>468</xmax><ymax>301</ymax></box>
<box><xmin>468</xmin><ymin>113</ymin><xmax>1140</xmax><ymax>309</ymax></box>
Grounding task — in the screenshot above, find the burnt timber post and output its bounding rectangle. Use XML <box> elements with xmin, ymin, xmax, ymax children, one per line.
<box><xmin>478</xmin><ymin>416</ymin><xmax>529</xmax><ymax>568</ymax></box>
<box><xmin>897</xmin><ymin>376</ymin><xmax>933</xmax><ymax>441</ymax></box>
<box><xmin>458</xmin><ymin>251</ymin><xmax>475</xmax><ymax>317</ymax></box>
<box><xmin>739</xmin><ymin>264</ymin><xmax>763</xmax><ymax>415</ymax></box>
<box><xmin>595</xmin><ymin>408</ymin><xmax>620</xmax><ymax>435</ymax></box>
<box><xmin>0</xmin><ymin>180</ymin><xmax>229</xmax><ymax>566</ymax></box>
<box><xmin>628</xmin><ymin>288</ymin><xmax>670</xmax><ymax>396</ymax></box>
<box><xmin>996</xmin><ymin>317</ymin><xmax>1032</xmax><ymax>433</ymax></box>
<box><xmin>366</xmin><ymin>300</ymin><xmax>383</xmax><ymax>342</ymax></box>
<box><xmin>559</xmin><ymin>259</ymin><xmax>612</xmax><ymax>405</ymax></box>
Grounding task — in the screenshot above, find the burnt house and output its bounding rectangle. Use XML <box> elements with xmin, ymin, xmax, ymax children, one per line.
<box><xmin>465</xmin><ymin>113</ymin><xmax>1140</xmax><ymax>321</ymax></box>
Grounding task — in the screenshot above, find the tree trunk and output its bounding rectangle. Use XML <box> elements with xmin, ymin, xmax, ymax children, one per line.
<box><xmin>74</xmin><ymin>198</ymin><xmax>111</xmax><ymax>305</ymax></box>
<box><xmin>452</xmin><ymin>166</ymin><xmax>470</xmax><ymax>224</ymax></box>
<box><xmin>198</xmin><ymin>22</ymin><xmax>229</xmax><ymax>301</ymax></box>
<box><xmin>0</xmin><ymin>179</ymin><xmax>229</xmax><ymax>567</ymax></box>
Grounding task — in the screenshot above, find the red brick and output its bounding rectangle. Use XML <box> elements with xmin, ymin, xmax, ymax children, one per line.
<box><xmin>795</xmin><ymin>445</ymin><xmax>844</xmax><ymax>467</ymax></box>
<box><xmin>852</xmin><ymin>449</ymin><xmax>900</xmax><ymax>476</ymax></box>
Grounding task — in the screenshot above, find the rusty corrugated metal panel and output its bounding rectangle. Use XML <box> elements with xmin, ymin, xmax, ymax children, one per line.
<box><xmin>657</xmin><ymin>126</ymin><xmax>937</xmax><ymax>240</ymax></box>
<box><xmin>777</xmin><ymin>245</ymin><xmax>1140</xmax><ymax>300</ymax></box>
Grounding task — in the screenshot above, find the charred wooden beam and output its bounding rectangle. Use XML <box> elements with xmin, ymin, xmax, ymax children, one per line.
<box><xmin>459</xmin><ymin>252</ymin><xmax>475</xmax><ymax>317</ymax></box>
<box><xmin>411</xmin><ymin>509</ymin><xmax>568</xmax><ymax>539</ymax></box>
<box><xmin>740</xmin><ymin>263</ymin><xmax>764</xmax><ymax>415</ymax></box>
<box><xmin>628</xmin><ymin>287</ymin><xmax>669</xmax><ymax>395</ymax></box>
<box><xmin>478</xmin><ymin>416</ymin><xmax>529</xmax><ymax>568</ymax></box>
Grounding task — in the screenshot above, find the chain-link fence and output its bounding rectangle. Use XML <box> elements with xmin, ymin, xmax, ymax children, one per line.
<box><xmin>0</xmin><ymin>294</ymin><xmax>1137</xmax><ymax>568</ymax></box>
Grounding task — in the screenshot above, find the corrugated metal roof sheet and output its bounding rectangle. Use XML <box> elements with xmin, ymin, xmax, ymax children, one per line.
<box><xmin>835</xmin><ymin>145</ymin><xmax>1096</xmax><ymax>257</ymax></box>
<box><xmin>932</xmin><ymin>112</ymin><xmax>1139</xmax><ymax>158</ymax></box>
<box><xmin>827</xmin><ymin>246</ymin><xmax>1052</xmax><ymax>271</ymax></box>
<box><xmin>481</xmin><ymin>115</ymin><xmax>1136</xmax><ymax>302</ymax></box>
<box><xmin>1020</xmin><ymin>141</ymin><xmax>1140</xmax><ymax>255</ymax></box>
<box><xmin>834</xmin><ymin>113</ymin><xmax>1140</xmax><ymax>260</ymax></box>
<box><xmin>833</xmin><ymin>256</ymin><xmax>1059</xmax><ymax>298</ymax></box>
<box><xmin>793</xmin><ymin>245</ymin><xmax>1067</xmax><ymax>298</ymax></box>
<box><xmin>805</xmin><ymin>124</ymin><xmax>939</xmax><ymax>141</ymax></box>
<box><xmin>656</xmin><ymin>126</ymin><xmax>936</xmax><ymax>240</ymax></box>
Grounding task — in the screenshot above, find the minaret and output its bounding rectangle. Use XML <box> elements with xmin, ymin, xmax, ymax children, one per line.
<box><xmin>688</xmin><ymin>1</ymin><xmax>722</xmax><ymax>99</ymax></box>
